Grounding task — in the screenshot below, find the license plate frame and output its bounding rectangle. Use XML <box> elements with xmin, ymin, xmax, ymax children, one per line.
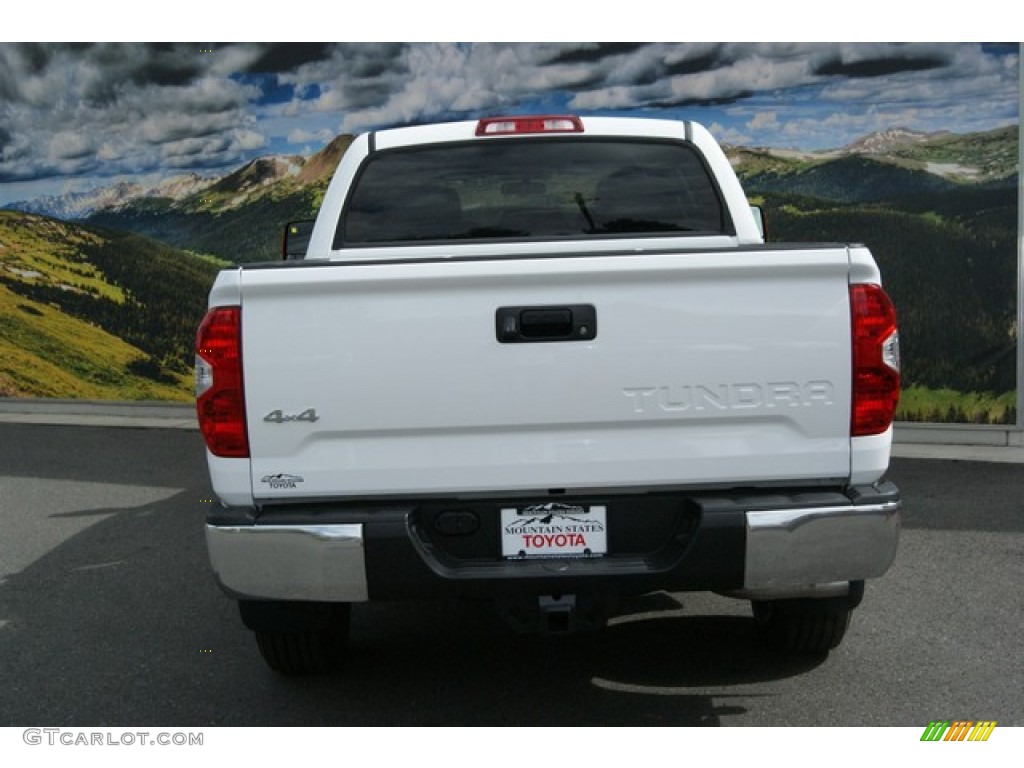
<box><xmin>500</xmin><ymin>503</ymin><xmax>608</xmax><ymax>559</ymax></box>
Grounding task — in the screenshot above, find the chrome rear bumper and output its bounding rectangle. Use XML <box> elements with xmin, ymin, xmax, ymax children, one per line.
<box><xmin>732</xmin><ymin>498</ymin><xmax>900</xmax><ymax>599</ymax></box>
<box><xmin>206</xmin><ymin>523</ymin><xmax>368</xmax><ymax>602</ymax></box>
<box><xmin>206</xmin><ymin>486</ymin><xmax>899</xmax><ymax>603</ymax></box>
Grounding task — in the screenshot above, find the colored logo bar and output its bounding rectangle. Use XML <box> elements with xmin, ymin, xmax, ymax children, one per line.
<box><xmin>921</xmin><ymin>721</ymin><xmax>997</xmax><ymax>741</ymax></box>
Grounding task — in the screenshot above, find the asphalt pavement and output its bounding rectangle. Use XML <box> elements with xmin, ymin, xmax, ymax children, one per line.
<box><xmin>0</xmin><ymin>400</ymin><xmax>1021</xmax><ymax>727</ymax></box>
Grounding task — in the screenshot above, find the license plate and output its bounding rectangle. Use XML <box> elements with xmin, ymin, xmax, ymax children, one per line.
<box><xmin>500</xmin><ymin>503</ymin><xmax>607</xmax><ymax>559</ymax></box>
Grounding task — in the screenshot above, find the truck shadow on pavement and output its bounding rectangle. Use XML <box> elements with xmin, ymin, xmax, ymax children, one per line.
<box><xmin>0</xmin><ymin>483</ymin><xmax>822</xmax><ymax>727</ymax></box>
<box><xmin>0</xmin><ymin>426</ymin><xmax>827</xmax><ymax>727</ymax></box>
<box><xmin>284</xmin><ymin>593</ymin><xmax>824</xmax><ymax>726</ymax></box>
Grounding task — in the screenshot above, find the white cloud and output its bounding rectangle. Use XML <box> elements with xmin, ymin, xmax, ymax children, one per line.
<box><xmin>747</xmin><ymin>111</ymin><xmax>780</xmax><ymax>132</ymax></box>
<box><xmin>0</xmin><ymin>41</ymin><xmax>1017</xmax><ymax>198</ymax></box>
<box><xmin>233</xmin><ymin>129</ymin><xmax>267</xmax><ymax>151</ymax></box>
<box><xmin>287</xmin><ymin>127</ymin><xmax>336</xmax><ymax>145</ymax></box>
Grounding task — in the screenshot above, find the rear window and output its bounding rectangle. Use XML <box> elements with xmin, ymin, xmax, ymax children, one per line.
<box><xmin>335</xmin><ymin>138</ymin><xmax>727</xmax><ymax>247</ymax></box>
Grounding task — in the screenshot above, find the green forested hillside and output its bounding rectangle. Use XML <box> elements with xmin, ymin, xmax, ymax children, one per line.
<box><xmin>744</xmin><ymin>155</ymin><xmax>962</xmax><ymax>202</ymax></box>
<box><xmin>0</xmin><ymin>211</ymin><xmax>221</xmax><ymax>400</ymax></box>
<box><xmin>87</xmin><ymin>185</ymin><xmax>322</xmax><ymax>263</ymax></box>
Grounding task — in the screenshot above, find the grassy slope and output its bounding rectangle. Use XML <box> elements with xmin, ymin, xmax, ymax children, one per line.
<box><xmin>896</xmin><ymin>385</ymin><xmax>1017</xmax><ymax>425</ymax></box>
<box><xmin>0</xmin><ymin>214</ymin><xmax>125</xmax><ymax>302</ymax></box>
<box><xmin>0</xmin><ymin>210</ymin><xmax>218</xmax><ymax>401</ymax></box>
<box><xmin>0</xmin><ymin>281</ymin><xmax>190</xmax><ymax>400</ymax></box>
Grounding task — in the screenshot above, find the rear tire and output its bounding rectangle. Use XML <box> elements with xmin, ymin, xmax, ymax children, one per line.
<box><xmin>240</xmin><ymin>601</ymin><xmax>351</xmax><ymax>675</ymax></box>
<box><xmin>752</xmin><ymin>582</ymin><xmax>863</xmax><ymax>655</ymax></box>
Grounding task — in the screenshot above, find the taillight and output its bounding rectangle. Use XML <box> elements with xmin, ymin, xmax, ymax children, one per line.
<box><xmin>475</xmin><ymin>115</ymin><xmax>584</xmax><ymax>136</ymax></box>
<box><xmin>850</xmin><ymin>284</ymin><xmax>900</xmax><ymax>437</ymax></box>
<box><xmin>195</xmin><ymin>306</ymin><xmax>249</xmax><ymax>458</ymax></box>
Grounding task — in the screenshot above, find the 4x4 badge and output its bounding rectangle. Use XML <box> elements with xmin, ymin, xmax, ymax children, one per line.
<box><xmin>263</xmin><ymin>408</ymin><xmax>319</xmax><ymax>423</ymax></box>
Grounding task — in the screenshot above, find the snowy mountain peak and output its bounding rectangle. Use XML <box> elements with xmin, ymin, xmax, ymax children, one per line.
<box><xmin>842</xmin><ymin>128</ymin><xmax>941</xmax><ymax>154</ymax></box>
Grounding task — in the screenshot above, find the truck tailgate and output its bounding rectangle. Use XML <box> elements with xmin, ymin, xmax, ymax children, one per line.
<box><xmin>240</xmin><ymin>247</ymin><xmax>853</xmax><ymax>499</ymax></box>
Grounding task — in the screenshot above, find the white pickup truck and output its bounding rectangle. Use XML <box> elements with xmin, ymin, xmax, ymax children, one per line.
<box><xmin>196</xmin><ymin>115</ymin><xmax>901</xmax><ymax>674</ymax></box>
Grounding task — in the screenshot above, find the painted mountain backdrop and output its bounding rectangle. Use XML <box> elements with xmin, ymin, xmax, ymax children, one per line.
<box><xmin>1</xmin><ymin>125</ymin><xmax>1019</xmax><ymax>421</ymax></box>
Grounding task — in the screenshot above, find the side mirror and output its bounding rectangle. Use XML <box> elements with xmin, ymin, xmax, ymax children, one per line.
<box><xmin>282</xmin><ymin>220</ymin><xmax>315</xmax><ymax>260</ymax></box>
<box><xmin>749</xmin><ymin>205</ymin><xmax>768</xmax><ymax>241</ymax></box>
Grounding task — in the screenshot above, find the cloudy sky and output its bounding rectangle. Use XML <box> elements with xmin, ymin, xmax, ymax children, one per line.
<box><xmin>0</xmin><ymin>42</ymin><xmax>1019</xmax><ymax>205</ymax></box>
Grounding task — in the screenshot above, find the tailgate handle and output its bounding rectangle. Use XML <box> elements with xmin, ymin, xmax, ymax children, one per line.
<box><xmin>496</xmin><ymin>305</ymin><xmax>597</xmax><ymax>343</ymax></box>
<box><xmin>522</xmin><ymin>308</ymin><xmax>571</xmax><ymax>337</ymax></box>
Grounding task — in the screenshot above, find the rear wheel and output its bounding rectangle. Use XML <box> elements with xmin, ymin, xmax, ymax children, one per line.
<box><xmin>240</xmin><ymin>600</ymin><xmax>351</xmax><ymax>675</ymax></box>
<box><xmin>752</xmin><ymin>581</ymin><xmax>863</xmax><ymax>655</ymax></box>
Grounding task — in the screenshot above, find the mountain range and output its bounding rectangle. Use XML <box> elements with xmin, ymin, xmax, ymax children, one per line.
<box><xmin>6</xmin><ymin>152</ymin><xmax>330</xmax><ymax>221</ymax></box>
<box><xmin>727</xmin><ymin>125</ymin><xmax>1017</xmax><ymax>203</ymax></box>
<box><xmin>727</xmin><ymin>125</ymin><xmax>1016</xmax><ymax>183</ymax></box>
<box><xmin>3</xmin><ymin>126</ymin><xmax>1015</xmax><ymax>263</ymax></box>
<box><xmin>11</xmin><ymin>173</ymin><xmax>218</xmax><ymax>220</ymax></box>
